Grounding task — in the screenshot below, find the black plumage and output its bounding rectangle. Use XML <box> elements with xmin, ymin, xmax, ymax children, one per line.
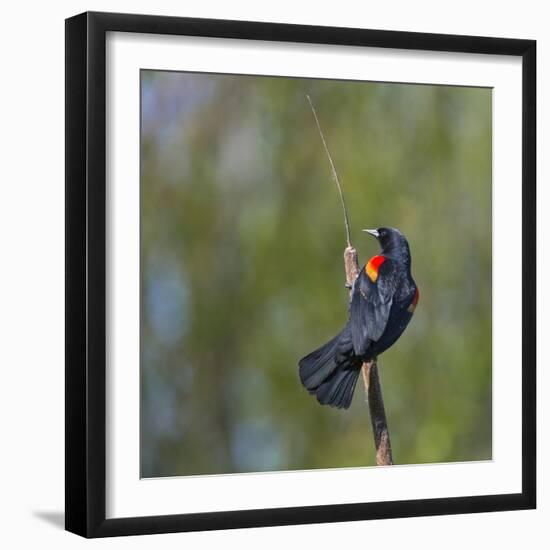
<box><xmin>299</xmin><ymin>227</ymin><xmax>419</xmax><ymax>409</ymax></box>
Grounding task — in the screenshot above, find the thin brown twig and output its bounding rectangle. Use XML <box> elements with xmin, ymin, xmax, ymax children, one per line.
<box><xmin>307</xmin><ymin>95</ymin><xmax>392</xmax><ymax>465</ymax></box>
<box><xmin>306</xmin><ymin>95</ymin><xmax>352</xmax><ymax>247</ymax></box>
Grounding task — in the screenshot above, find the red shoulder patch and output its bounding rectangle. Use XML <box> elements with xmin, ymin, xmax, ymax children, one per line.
<box><xmin>365</xmin><ymin>255</ymin><xmax>385</xmax><ymax>282</ymax></box>
<box><xmin>408</xmin><ymin>287</ymin><xmax>420</xmax><ymax>313</ymax></box>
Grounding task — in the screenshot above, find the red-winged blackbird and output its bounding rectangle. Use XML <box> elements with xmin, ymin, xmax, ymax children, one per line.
<box><xmin>299</xmin><ymin>227</ymin><xmax>419</xmax><ymax>409</ymax></box>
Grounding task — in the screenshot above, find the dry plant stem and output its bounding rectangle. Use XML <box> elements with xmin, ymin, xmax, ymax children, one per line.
<box><xmin>306</xmin><ymin>95</ymin><xmax>352</xmax><ymax>248</ymax></box>
<box><xmin>344</xmin><ymin>246</ymin><xmax>393</xmax><ymax>466</ymax></box>
<box><xmin>307</xmin><ymin>96</ymin><xmax>392</xmax><ymax>464</ymax></box>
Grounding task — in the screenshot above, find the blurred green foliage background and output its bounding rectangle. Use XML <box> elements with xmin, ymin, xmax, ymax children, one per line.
<box><xmin>140</xmin><ymin>70</ymin><xmax>492</xmax><ymax>477</ymax></box>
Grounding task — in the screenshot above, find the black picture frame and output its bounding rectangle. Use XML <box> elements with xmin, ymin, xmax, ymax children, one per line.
<box><xmin>65</xmin><ymin>11</ymin><xmax>536</xmax><ymax>538</ymax></box>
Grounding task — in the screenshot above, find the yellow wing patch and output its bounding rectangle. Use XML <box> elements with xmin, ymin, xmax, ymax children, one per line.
<box><xmin>366</xmin><ymin>263</ymin><xmax>378</xmax><ymax>282</ymax></box>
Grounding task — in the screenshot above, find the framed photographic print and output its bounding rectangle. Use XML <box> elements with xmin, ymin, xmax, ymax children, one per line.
<box><xmin>65</xmin><ymin>11</ymin><xmax>536</xmax><ymax>538</ymax></box>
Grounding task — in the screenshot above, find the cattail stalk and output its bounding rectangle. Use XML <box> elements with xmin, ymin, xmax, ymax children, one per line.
<box><xmin>307</xmin><ymin>94</ymin><xmax>393</xmax><ymax>465</ymax></box>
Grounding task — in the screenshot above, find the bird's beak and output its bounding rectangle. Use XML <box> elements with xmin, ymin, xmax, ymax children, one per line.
<box><xmin>363</xmin><ymin>229</ymin><xmax>380</xmax><ymax>238</ymax></box>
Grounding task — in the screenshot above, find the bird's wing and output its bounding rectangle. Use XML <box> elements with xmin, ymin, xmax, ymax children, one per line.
<box><xmin>349</xmin><ymin>256</ymin><xmax>399</xmax><ymax>355</ymax></box>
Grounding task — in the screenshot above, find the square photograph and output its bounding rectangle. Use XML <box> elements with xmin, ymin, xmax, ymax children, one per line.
<box><xmin>139</xmin><ymin>70</ymin><xmax>492</xmax><ymax>478</ymax></box>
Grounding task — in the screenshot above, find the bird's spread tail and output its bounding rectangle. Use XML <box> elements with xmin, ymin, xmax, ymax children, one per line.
<box><xmin>299</xmin><ymin>325</ymin><xmax>361</xmax><ymax>409</ymax></box>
